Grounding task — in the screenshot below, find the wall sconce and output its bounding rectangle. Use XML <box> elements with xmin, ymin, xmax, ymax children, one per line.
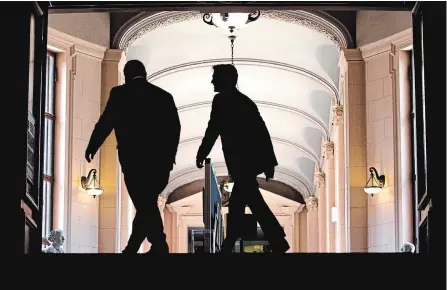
<box><xmin>364</xmin><ymin>167</ymin><xmax>385</xmax><ymax>197</ymax></box>
<box><xmin>81</xmin><ymin>169</ymin><xmax>103</xmax><ymax>198</ymax></box>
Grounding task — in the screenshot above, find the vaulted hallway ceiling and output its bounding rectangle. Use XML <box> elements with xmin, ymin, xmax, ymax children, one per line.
<box><xmin>115</xmin><ymin>10</ymin><xmax>352</xmax><ymax>199</ymax></box>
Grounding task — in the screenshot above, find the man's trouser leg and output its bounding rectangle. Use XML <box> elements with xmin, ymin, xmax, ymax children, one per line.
<box><xmin>221</xmin><ymin>180</ymin><xmax>246</xmax><ymax>253</ymax></box>
<box><xmin>122</xmin><ymin>170</ymin><xmax>170</xmax><ymax>253</ymax></box>
<box><xmin>242</xmin><ymin>178</ymin><xmax>289</xmax><ymax>252</ymax></box>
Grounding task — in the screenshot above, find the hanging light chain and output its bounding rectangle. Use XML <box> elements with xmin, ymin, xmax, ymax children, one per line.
<box><xmin>229</xmin><ymin>35</ymin><xmax>238</xmax><ymax>89</ymax></box>
<box><xmin>231</xmin><ymin>39</ymin><xmax>234</xmax><ymax>65</ymax></box>
<box><xmin>229</xmin><ymin>35</ymin><xmax>236</xmax><ymax>65</ymax></box>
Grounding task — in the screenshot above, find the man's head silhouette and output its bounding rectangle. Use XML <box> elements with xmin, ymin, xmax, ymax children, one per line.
<box><xmin>211</xmin><ymin>64</ymin><xmax>238</xmax><ymax>93</ymax></box>
<box><xmin>124</xmin><ymin>60</ymin><xmax>147</xmax><ymax>83</ymax></box>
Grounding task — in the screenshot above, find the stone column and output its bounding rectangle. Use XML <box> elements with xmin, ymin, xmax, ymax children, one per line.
<box><xmin>166</xmin><ymin>204</ymin><xmax>191</xmax><ymax>253</ymax></box>
<box><xmin>166</xmin><ymin>205</ymin><xmax>178</xmax><ymax>253</ymax></box>
<box><xmin>116</xmin><ymin>54</ymin><xmax>130</xmax><ymax>253</ymax></box>
<box><xmin>281</xmin><ymin>205</ymin><xmax>303</xmax><ymax>253</ymax></box>
<box><xmin>323</xmin><ymin>141</ymin><xmax>336</xmax><ymax>252</ymax></box>
<box><xmin>98</xmin><ymin>49</ymin><xmax>124</xmax><ymax>253</ymax></box>
<box><xmin>294</xmin><ymin>209</ymin><xmax>301</xmax><ymax>252</ymax></box>
<box><xmin>68</xmin><ymin>40</ymin><xmax>106</xmax><ymax>253</ymax></box>
<box><xmin>158</xmin><ymin>195</ymin><xmax>167</xmax><ymax>225</ymax></box>
<box><xmin>173</xmin><ymin>206</ymin><xmax>192</xmax><ymax>253</ymax></box>
<box><xmin>305</xmin><ymin>197</ymin><xmax>319</xmax><ymax>253</ymax></box>
<box><xmin>340</xmin><ymin>49</ymin><xmax>368</xmax><ymax>252</ymax></box>
<box><xmin>315</xmin><ymin>171</ymin><xmax>326</xmax><ymax>252</ymax></box>
<box><xmin>333</xmin><ymin>104</ymin><xmax>346</xmax><ymax>252</ymax></box>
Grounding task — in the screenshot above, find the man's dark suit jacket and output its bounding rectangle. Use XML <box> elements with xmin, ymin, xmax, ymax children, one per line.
<box><xmin>87</xmin><ymin>79</ymin><xmax>181</xmax><ymax>173</ymax></box>
<box><xmin>196</xmin><ymin>89</ymin><xmax>278</xmax><ymax>180</ymax></box>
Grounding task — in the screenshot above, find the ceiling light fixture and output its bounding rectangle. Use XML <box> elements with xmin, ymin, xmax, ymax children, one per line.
<box><xmin>203</xmin><ymin>11</ymin><xmax>261</xmax><ymax>65</ymax></box>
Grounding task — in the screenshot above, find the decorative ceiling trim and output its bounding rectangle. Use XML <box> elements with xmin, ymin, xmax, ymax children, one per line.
<box><xmin>177</xmin><ymin>100</ymin><xmax>330</xmax><ymax>140</ymax></box>
<box><xmin>261</xmin><ymin>10</ymin><xmax>353</xmax><ymax>49</ymax></box>
<box><xmin>162</xmin><ymin>162</ymin><xmax>313</xmax><ymax>198</ymax></box>
<box><xmin>147</xmin><ymin>58</ymin><xmax>339</xmax><ymax>102</ymax></box>
<box><xmin>178</xmin><ymin>136</ymin><xmax>321</xmax><ymax>169</ymax></box>
<box><xmin>112</xmin><ymin>9</ymin><xmax>352</xmax><ymax>53</ymax></box>
<box><xmin>114</xmin><ymin>11</ymin><xmax>201</xmax><ymax>52</ymax></box>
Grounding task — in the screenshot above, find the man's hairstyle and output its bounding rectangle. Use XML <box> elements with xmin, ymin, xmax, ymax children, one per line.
<box><xmin>124</xmin><ymin>59</ymin><xmax>147</xmax><ymax>79</ymax></box>
<box><xmin>212</xmin><ymin>64</ymin><xmax>238</xmax><ymax>87</ymax></box>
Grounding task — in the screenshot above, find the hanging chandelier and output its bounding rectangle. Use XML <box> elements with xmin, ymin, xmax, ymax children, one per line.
<box><xmin>202</xmin><ymin>11</ymin><xmax>261</xmax><ymax>36</ymax></box>
<box><xmin>203</xmin><ymin>11</ymin><xmax>261</xmax><ymax>65</ymax></box>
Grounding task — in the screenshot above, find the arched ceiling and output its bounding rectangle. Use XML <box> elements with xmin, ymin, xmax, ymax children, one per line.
<box><xmin>119</xmin><ymin>10</ymin><xmax>347</xmax><ymax>199</ymax></box>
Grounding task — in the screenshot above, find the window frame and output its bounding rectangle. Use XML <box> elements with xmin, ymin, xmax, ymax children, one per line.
<box><xmin>41</xmin><ymin>51</ymin><xmax>57</xmax><ymax>242</ymax></box>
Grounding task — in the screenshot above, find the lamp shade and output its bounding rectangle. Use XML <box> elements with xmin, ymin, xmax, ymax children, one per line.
<box><xmin>363</xmin><ymin>186</ymin><xmax>382</xmax><ymax>195</ymax></box>
<box><xmin>86</xmin><ymin>187</ymin><xmax>103</xmax><ymax>197</ymax></box>
<box><xmin>210</xmin><ymin>13</ymin><xmax>252</xmax><ymax>34</ymax></box>
<box><xmin>363</xmin><ymin>167</ymin><xmax>385</xmax><ymax>197</ymax></box>
<box><xmin>203</xmin><ymin>11</ymin><xmax>261</xmax><ymax>36</ymax></box>
<box><xmin>81</xmin><ymin>169</ymin><xmax>103</xmax><ymax>198</ymax></box>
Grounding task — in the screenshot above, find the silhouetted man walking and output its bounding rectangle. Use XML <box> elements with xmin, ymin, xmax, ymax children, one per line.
<box><xmin>85</xmin><ymin>60</ymin><xmax>181</xmax><ymax>254</ymax></box>
<box><xmin>196</xmin><ymin>64</ymin><xmax>289</xmax><ymax>253</ymax></box>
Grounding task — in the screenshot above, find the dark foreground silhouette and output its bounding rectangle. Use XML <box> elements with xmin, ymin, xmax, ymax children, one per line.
<box><xmin>86</xmin><ymin>60</ymin><xmax>181</xmax><ymax>254</ymax></box>
<box><xmin>196</xmin><ymin>64</ymin><xmax>290</xmax><ymax>253</ymax></box>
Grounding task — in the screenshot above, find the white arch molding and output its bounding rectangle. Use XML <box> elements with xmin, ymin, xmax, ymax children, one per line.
<box><xmin>162</xmin><ymin>162</ymin><xmax>313</xmax><ymax>198</ymax></box>
<box><xmin>113</xmin><ymin>10</ymin><xmax>353</xmax><ymax>51</ymax></box>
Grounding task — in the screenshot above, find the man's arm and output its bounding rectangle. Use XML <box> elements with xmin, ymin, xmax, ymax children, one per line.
<box><xmin>85</xmin><ymin>87</ymin><xmax>117</xmax><ymax>162</ymax></box>
<box><xmin>167</xmin><ymin>93</ymin><xmax>181</xmax><ymax>166</ymax></box>
<box><xmin>252</xmin><ymin>103</ymin><xmax>278</xmax><ymax>169</ymax></box>
<box><xmin>196</xmin><ymin>95</ymin><xmax>220</xmax><ymax>164</ymax></box>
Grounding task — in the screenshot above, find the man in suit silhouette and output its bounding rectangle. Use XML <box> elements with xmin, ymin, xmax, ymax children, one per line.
<box><xmin>196</xmin><ymin>64</ymin><xmax>289</xmax><ymax>253</ymax></box>
<box><xmin>85</xmin><ymin>60</ymin><xmax>181</xmax><ymax>254</ymax></box>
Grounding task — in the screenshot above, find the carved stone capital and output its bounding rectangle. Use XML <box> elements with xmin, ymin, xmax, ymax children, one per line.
<box><xmin>330</xmin><ymin>94</ymin><xmax>337</xmax><ymax>106</ymax></box>
<box><xmin>305</xmin><ymin>197</ymin><xmax>318</xmax><ymax>211</ymax></box>
<box><xmin>314</xmin><ymin>171</ymin><xmax>326</xmax><ymax>188</ymax></box>
<box><xmin>103</xmin><ymin>49</ymin><xmax>124</xmax><ymax>62</ymax></box>
<box><xmin>157</xmin><ymin>196</ymin><xmax>167</xmax><ymax>212</ymax></box>
<box><xmin>323</xmin><ymin>141</ymin><xmax>335</xmax><ymax>159</ymax></box>
<box><xmin>280</xmin><ymin>206</ymin><xmax>300</xmax><ymax>215</ymax></box>
<box><xmin>332</xmin><ymin>105</ymin><xmax>344</xmax><ymax>126</ymax></box>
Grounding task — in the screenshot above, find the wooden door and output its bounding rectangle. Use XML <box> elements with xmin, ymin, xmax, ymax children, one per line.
<box><xmin>16</xmin><ymin>2</ymin><xmax>49</xmax><ymax>254</ymax></box>
<box><xmin>411</xmin><ymin>1</ymin><xmax>445</xmax><ymax>254</ymax></box>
